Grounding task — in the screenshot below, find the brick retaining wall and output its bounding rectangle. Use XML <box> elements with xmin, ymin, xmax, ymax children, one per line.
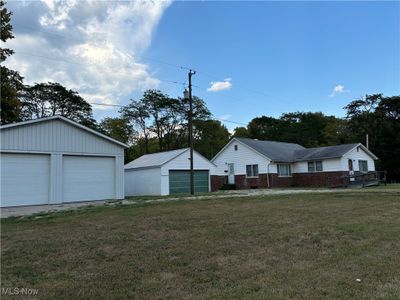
<box><xmin>210</xmin><ymin>175</ymin><xmax>227</xmax><ymax>192</ymax></box>
<box><xmin>293</xmin><ymin>171</ymin><xmax>348</xmax><ymax>187</ymax></box>
<box><xmin>210</xmin><ymin>171</ymin><xmax>349</xmax><ymax>191</ymax></box>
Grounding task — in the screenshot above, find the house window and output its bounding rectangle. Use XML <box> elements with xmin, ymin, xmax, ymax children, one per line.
<box><xmin>277</xmin><ymin>164</ymin><xmax>292</xmax><ymax>177</ymax></box>
<box><xmin>246</xmin><ymin>164</ymin><xmax>259</xmax><ymax>177</ymax></box>
<box><xmin>358</xmin><ymin>160</ymin><xmax>368</xmax><ymax>172</ymax></box>
<box><xmin>234</xmin><ymin>145</ymin><xmax>238</xmax><ymax>151</ymax></box>
<box><xmin>308</xmin><ymin>161</ymin><xmax>323</xmax><ymax>172</ymax></box>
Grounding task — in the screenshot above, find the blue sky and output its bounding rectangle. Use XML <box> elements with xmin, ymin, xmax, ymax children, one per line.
<box><xmin>5</xmin><ymin>1</ymin><xmax>399</xmax><ymax>130</ymax></box>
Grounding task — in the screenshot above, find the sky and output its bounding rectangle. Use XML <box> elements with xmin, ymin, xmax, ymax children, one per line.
<box><xmin>3</xmin><ymin>0</ymin><xmax>400</xmax><ymax>131</ymax></box>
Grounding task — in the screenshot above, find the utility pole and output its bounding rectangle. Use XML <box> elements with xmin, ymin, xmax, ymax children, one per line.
<box><xmin>188</xmin><ymin>69</ymin><xmax>196</xmax><ymax>195</ymax></box>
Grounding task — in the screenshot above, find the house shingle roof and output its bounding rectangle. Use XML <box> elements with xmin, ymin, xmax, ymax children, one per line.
<box><xmin>124</xmin><ymin>148</ymin><xmax>189</xmax><ymax>169</ymax></box>
<box><xmin>235</xmin><ymin>138</ymin><xmax>305</xmax><ymax>162</ymax></box>
<box><xmin>235</xmin><ymin>138</ymin><xmax>365</xmax><ymax>162</ymax></box>
<box><xmin>293</xmin><ymin>143</ymin><xmax>360</xmax><ymax>161</ymax></box>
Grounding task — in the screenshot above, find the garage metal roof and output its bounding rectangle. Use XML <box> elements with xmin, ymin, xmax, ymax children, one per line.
<box><xmin>0</xmin><ymin>115</ymin><xmax>129</xmax><ymax>148</ymax></box>
<box><xmin>124</xmin><ymin>148</ymin><xmax>189</xmax><ymax>169</ymax></box>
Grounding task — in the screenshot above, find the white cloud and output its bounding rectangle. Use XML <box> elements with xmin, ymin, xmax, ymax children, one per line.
<box><xmin>4</xmin><ymin>0</ymin><xmax>171</xmax><ymax>110</ymax></box>
<box><xmin>40</xmin><ymin>0</ymin><xmax>77</xmax><ymax>29</ymax></box>
<box><xmin>217</xmin><ymin>114</ymin><xmax>232</xmax><ymax>121</ymax></box>
<box><xmin>329</xmin><ymin>84</ymin><xmax>349</xmax><ymax>97</ymax></box>
<box><xmin>207</xmin><ymin>78</ymin><xmax>232</xmax><ymax>92</ymax></box>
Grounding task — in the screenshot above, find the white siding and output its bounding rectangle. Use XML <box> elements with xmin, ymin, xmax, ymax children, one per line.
<box><xmin>160</xmin><ymin>150</ymin><xmax>216</xmax><ymax>175</ymax></box>
<box><xmin>213</xmin><ymin>140</ymin><xmax>272</xmax><ymax>176</ymax></box>
<box><xmin>125</xmin><ymin>150</ymin><xmax>215</xmax><ymax>196</ymax></box>
<box><xmin>212</xmin><ymin>141</ymin><xmax>377</xmax><ymax>180</ymax></box>
<box><xmin>341</xmin><ymin>146</ymin><xmax>376</xmax><ymax>171</ymax></box>
<box><xmin>1</xmin><ymin>119</ymin><xmax>124</xmax><ymax>155</ymax></box>
<box><xmin>124</xmin><ymin>167</ymin><xmax>161</xmax><ymax>196</ymax></box>
<box><xmin>0</xmin><ymin>118</ymin><xmax>126</xmax><ymax>207</ymax></box>
<box><xmin>161</xmin><ymin>175</ymin><xmax>169</xmax><ymax>196</ymax></box>
<box><xmin>293</xmin><ymin>158</ymin><xmax>343</xmax><ymax>173</ymax></box>
<box><xmin>115</xmin><ymin>156</ymin><xmax>125</xmax><ymax>199</ymax></box>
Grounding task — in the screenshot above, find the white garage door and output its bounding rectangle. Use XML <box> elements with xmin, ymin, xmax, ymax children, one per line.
<box><xmin>62</xmin><ymin>156</ymin><xmax>115</xmax><ymax>202</ymax></box>
<box><xmin>1</xmin><ymin>153</ymin><xmax>50</xmax><ymax>207</ymax></box>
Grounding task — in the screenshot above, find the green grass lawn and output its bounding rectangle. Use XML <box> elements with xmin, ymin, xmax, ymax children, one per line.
<box><xmin>2</xmin><ymin>189</ymin><xmax>400</xmax><ymax>299</ymax></box>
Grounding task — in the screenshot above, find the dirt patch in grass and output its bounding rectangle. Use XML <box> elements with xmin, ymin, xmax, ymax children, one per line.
<box><xmin>1</xmin><ymin>190</ymin><xmax>400</xmax><ymax>299</ymax></box>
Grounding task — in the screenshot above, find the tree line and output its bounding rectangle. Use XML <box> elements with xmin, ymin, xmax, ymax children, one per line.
<box><xmin>1</xmin><ymin>1</ymin><xmax>399</xmax><ymax>181</ymax></box>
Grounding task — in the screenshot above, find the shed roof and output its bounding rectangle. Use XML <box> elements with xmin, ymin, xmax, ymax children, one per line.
<box><xmin>124</xmin><ymin>148</ymin><xmax>189</xmax><ymax>169</ymax></box>
<box><xmin>0</xmin><ymin>116</ymin><xmax>128</xmax><ymax>148</ymax></box>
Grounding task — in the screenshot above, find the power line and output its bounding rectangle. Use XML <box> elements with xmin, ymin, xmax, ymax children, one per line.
<box><xmin>13</xmin><ymin>52</ymin><xmax>189</xmax><ymax>88</ymax></box>
<box><xmin>214</xmin><ymin>118</ymin><xmax>247</xmax><ymax>126</ymax></box>
<box><xmin>12</xmin><ymin>23</ymin><xmax>260</xmax><ymax>125</ymax></box>
<box><xmin>90</xmin><ymin>102</ymin><xmax>125</xmax><ymax>108</ymax></box>
<box><xmin>89</xmin><ymin>102</ymin><xmax>248</xmax><ymax>126</ymax></box>
<box><xmin>13</xmin><ymin>23</ymin><xmax>275</xmax><ymax>98</ymax></box>
<box><xmin>13</xmin><ymin>23</ymin><xmax>192</xmax><ymax>72</ymax></box>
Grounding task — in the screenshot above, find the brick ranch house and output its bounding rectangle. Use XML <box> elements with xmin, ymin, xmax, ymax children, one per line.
<box><xmin>210</xmin><ymin>138</ymin><xmax>378</xmax><ymax>190</ymax></box>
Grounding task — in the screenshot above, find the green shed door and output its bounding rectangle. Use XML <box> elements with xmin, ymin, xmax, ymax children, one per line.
<box><xmin>169</xmin><ymin>170</ymin><xmax>209</xmax><ymax>194</ymax></box>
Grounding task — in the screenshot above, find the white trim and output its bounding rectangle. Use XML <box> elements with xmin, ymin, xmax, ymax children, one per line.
<box><xmin>245</xmin><ymin>164</ymin><xmax>259</xmax><ymax>178</ymax></box>
<box><xmin>342</xmin><ymin>143</ymin><xmax>378</xmax><ymax>160</ymax></box>
<box><xmin>0</xmin><ymin>149</ymin><xmax>124</xmax><ymax>157</ymax></box>
<box><xmin>168</xmin><ymin>148</ymin><xmax>217</xmax><ymax>168</ymax></box>
<box><xmin>277</xmin><ymin>163</ymin><xmax>292</xmax><ymax>177</ymax></box>
<box><xmin>307</xmin><ymin>160</ymin><xmax>324</xmax><ymax>173</ymax></box>
<box><xmin>0</xmin><ymin>116</ymin><xmax>129</xmax><ymax>148</ymax></box>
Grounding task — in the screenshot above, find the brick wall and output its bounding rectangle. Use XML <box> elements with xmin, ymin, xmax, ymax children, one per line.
<box><xmin>211</xmin><ymin>171</ymin><xmax>349</xmax><ymax>191</ymax></box>
<box><xmin>269</xmin><ymin>174</ymin><xmax>294</xmax><ymax>187</ymax></box>
<box><xmin>293</xmin><ymin>171</ymin><xmax>348</xmax><ymax>187</ymax></box>
<box><xmin>210</xmin><ymin>175</ymin><xmax>227</xmax><ymax>192</ymax></box>
<box><xmin>234</xmin><ymin>174</ymin><xmax>270</xmax><ymax>189</ymax></box>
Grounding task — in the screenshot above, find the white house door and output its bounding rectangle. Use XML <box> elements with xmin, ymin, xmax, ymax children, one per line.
<box><xmin>227</xmin><ymin>163</ymin><xmax>235</xmax><ymax>184</ymax></box>
<box><xmin>348</xmin><ymin>159</ymin><xmax>355</xmax><ymax>181</ymax></box>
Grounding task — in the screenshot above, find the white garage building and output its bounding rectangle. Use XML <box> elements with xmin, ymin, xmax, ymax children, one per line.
<box><xmin>124</xmin><ymin>148</ymin><xmax>216</xmax><ymax>196</ymax></box>
<box><xmin>0</xmin><ymin>116</ymin><xmax>128</xmax><ymax>207</ymax></box>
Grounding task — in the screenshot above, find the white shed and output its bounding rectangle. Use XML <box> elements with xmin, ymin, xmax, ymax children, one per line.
<box><xmin>0</xmin><ymin>116</ymin><xmax>128</xmax><ymax>207</ymax></box>
<box><xmin>124</xmin><ymin>148</ymin><xmax>216</xmax><ymax>196</ymax></box>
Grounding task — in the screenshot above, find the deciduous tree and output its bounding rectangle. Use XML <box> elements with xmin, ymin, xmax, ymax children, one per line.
<box><xmin>0</xmin><ymin>0</ymin><xmax>24</xmax><ymax>124</ymax></box>
<box><xmin>20</xmin><ymin>82</ymin><xmax>95</xmax><ymax>125</ymax></box>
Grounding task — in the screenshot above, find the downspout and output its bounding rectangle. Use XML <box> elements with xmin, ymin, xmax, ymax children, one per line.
<box><xmin>267</xmin><ymin>162</ymin><xmax>270</xmax><ymax>188</ymax></box>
